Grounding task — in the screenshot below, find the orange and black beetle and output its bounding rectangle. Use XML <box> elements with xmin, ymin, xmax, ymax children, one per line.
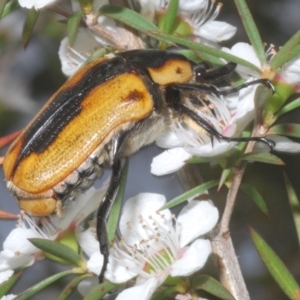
<box><xmin>2</xmin><ymin>49</ymin><xmax>273</xmax><ymax>279</ymax></box>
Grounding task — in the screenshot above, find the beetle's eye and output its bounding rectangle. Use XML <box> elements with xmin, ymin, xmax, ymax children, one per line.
<box><xmin>194</xmin><ymin>62</ymin><xmax>209</xmax><ymax>82</ymax></box>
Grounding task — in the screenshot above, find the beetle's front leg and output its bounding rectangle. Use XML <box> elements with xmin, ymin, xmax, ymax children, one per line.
<box><xmin>97</xmin><ymin>160</ymin><xmax>122</xmax><ymax>282</ymax></box>
<box><xmin>165</xmin><ymin>85</ymin><xmax>275</xmax><ymax>149</ymax></box>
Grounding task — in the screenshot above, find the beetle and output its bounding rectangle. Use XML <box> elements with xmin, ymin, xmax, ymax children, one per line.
<box><xmin>2</xmin><ymin>49</ymin><xmax>274</xmax><ymax>280</ymax></box>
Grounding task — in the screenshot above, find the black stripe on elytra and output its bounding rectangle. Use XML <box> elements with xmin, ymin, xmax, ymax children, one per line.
<box><xmin>13</xmin><ymin>55</ymin><xmax>134</xmax><ymax>173</ymax></box>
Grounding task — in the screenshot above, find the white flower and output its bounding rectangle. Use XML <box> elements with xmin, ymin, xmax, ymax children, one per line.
<box><xmin>58</xmin><ymin>29</ymin><xmax>108</xmax><ymax>77</ymax></box>
<box><xmin>222</xmin><ymin>42</ymin><xmax>300</xmax><ymax>87</ymax></box>
<box><xmin>142</xmin><ymin>0</ymin><xmax>236</xmax><ymax>43</ymax></box>
<box><xmin>183</xmin><ymin>0</ymin><xmax>236</xmax><ymax>43</ymax></box>
<box><xmin>105</xmin><ymin>193</ymin><xmax>218</xmax><ymax>300</ymax></box>
<box><xmin>0</xmin><ymin>186</ymin><xmax>107</xmax><ymax>274</ymax></box>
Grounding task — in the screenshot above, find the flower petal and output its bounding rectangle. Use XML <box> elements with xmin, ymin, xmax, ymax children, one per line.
<box><xmin>116</xmin><ymin>277</ymin><xmax>160</xmax><ymax>300</ymax></box>
<box><xmin>279</xmin><ymin>55</ymin><xmax>300</xmax><ymax>85</ymax></box>
<box><xmin>18</xmin><ymin>0</ymin><xmax>56</xmax><ymax>9</ymax></box>
<box><xmin>87</xmin><ymin>252</ymin><xmax>104</xmax><ymax>276</ymax></box>
<box><xmin>0</xmin><ymin>269</ymin><xmax>13</xmax><ymax>284</ymax></box>
<box><xmin>270</xmin><ymin>135</ymin><xmax>300</xmax><ymax>153</ymax></box>
<box><xmin>222</xmin><ymin>43</ymin><xmax>261</xmax><ymax>78</ymax></box>
<box><xmin>106</xmin><ymin>255</ymin><xmax>138</xmax><ymax>283</ymax></box>
<box><xmin>119</xmin><ymin>193</ymin><xmax>172</xmax><ymax>245</ymax></box>
<box><xmin>179</xmin><ymin>0</ymin><xmax>207</xmax><ymax>13</ymax></box>
<box><xmin>196</xmin><ymin>21</ymin><xmax>236</xmax><ymax>42</ymax></box>
<box><xmin>76</xmin><ymin>225</ymin><xmax>99</xmax><ymax>257</ymax></box>
<box><xmin>177</xmin><ymin>201</ymin><xmax>218</xmax><ymax>247</ymax></box>
<box><xmin>151</xmin><ymin>148</ymin><xmax>192</xmax><ymax>176</ymax></box>
<box><xmin>170</xmin><ymin>239</ymin><xmax>211</xmax><ymax>277</ymax></box>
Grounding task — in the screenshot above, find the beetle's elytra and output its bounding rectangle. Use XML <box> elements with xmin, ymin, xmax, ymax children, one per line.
<box><xmin>3</xmin><ymin>49</ymin><xmax>273</xmax><ymax>280</ymax></box>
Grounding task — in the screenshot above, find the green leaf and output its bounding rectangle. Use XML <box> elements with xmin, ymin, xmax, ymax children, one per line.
<box><xmin>57</xmin><ymin>274</ymin><xmax>91</xmax><ymax>300</ymax></box>
<box><xmin>17</xmin><ymin>269</ymin><xmax>78</xmax><ymax>300</ymax></box>
<box><xmin>0</xmin><ymin>272</ymin><xmax>21</xmax><ymax>297</ymax></box>
<box><xmin>191</xmin><ymin>275</ymin><xmax>235</xmax><ymax>300</ymax></box>
<box><xmin>284</xmin><ymin>173</ymin><xmax>300</xmax><ymax>247</ymax></box>
<box><xmin>218</xmin><ymin>168</ymin><xmax>231</xmax><ymax>190</ymax></box>
<box><xmin>160</xmin><ymin>180</ymin><xmax>219</xmax><ymax>210</ymax></box>
<box><xmin>250</xmin><ymin>227</ymin><xmax>300</xmax><ymax>299</ymax></box>
<box><xmin>263</xmin><ymin>82</ymin><xmax>295</xmax><ymax>126</ymax></box>
<box><xmin>240</xmin><ymin>184</ymin><xmax>268</xmax><ymax>215</ymax></box>
<box><xmin>99</xmin><ymin>5</ymin><xmax>159</xmax><ymax>32</ymax></box>
<box><xmin>268</xmin><ymin>124</ymin><xmax>300</xmax><ymax>138</ymax></box>
<box><xmin>83</xmin><ymin>281</ymin><xmax>116</xmax><ymax>300</ymax></box>
<box><xmin>100</xmin><ymin>5</ymin><xmax>261</xmax><ymax>72</ymax></box>
<box><xmin>275</xmin><ymin>97</ymin><xmax>300</xmax><ymax>119</ymax></box>
<box><xmin>1</xmin><ymin>0</ymin><xmax>18</xmax><ymax>19</ymax></box>
<box><xmin>162</xmin><ymin>0</ymin><xmax>178</xmax><ymax>34</ymax></box>
<box><xmin>29</xmin><ymin>238</ymin><xmax>85</xmax><ymax>268</ymax></box>
<box><xmin>233</xmin><ymin>0</ymin><xmax>265</xmax><ymax>64</ymax></box>
<box><xmin>67</xmin><ymin>11</ymin><xmax>82</xmax><ymax>46</ymax></box>
<box><xmin>271</xmin><ymin>30</ymin><xmax>300</xmax><ymax>70</ymax></box>
<box><xmin>240</xmin><ymin>152</ymin><xmax>285</xmax><ymax>165</ymax></box>
<box><xmin>0</xmin><ymin>0</ymin><xmax>8</xmax><ymax>18</ymax></box>
<box><xmin>22</xmin><ymin>8</ymin><xmax>39</xmax><ymax>48</ymax></box>
<box><xmin>151</xmin><ymin>286</ymin><xmax>178</xmax><ymax>300</ymax></box>
<box><xmin>107</xmin><ymin>159</ymin><xmax>128</xmax><ymax>241</ymax></box>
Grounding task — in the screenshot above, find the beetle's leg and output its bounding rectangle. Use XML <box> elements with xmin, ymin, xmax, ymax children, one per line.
<box><xmin>195</xmin><ymin>62</ymin><xmax>237</xmax><ymax>83</ymax></box>
<box><xmin>171</xmin><ymin>79</ymin><xmax>274</xmax><ymax>96</ymax></box>
<box><xmin>97</xmin><ymin>160</ymin><xmax>122</xmax><ymax>282</ymax></box>
<box><xmin>165</xmin><ymin>85</ymin><xmax>275</xmax><ymax>149</ymax></box>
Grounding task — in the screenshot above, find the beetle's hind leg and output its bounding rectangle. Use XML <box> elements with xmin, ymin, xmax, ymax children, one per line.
<box><xmin>97</xmin><ymin>160</ymin><xmax>122</xmax><ymax>282</ymax></box>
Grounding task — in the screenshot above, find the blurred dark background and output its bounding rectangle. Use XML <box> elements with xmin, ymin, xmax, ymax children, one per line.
<box><xmin>0</xmin><ymin>0</ymin><xmax>299</xmax><ymax>299</ymax></box>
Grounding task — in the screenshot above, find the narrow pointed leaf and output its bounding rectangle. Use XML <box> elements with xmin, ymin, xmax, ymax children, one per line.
<box><xmin>271</xmin><ymin>29</ymin><xmax>300</xmax><ymax>69</ymax></box>
<box><xmin>29</xmin><ymin>238</ymin><xmax>84</xmax><ymax>267</ymax></box>
<box><xmin>218</xmin><ymin>168</ymin><xmax>231</xmax><ymax>190</ymax></box>
<box><xmin>268</xmin><ymin>124</ymin><xmax>300</xmax><ymax>138</ymax></box>
<box><xmin>187</xmin><ymin>156</ymin><xmax>213</xmax><ymax>164</ymax></box>
<box><xmin>0</xmin><ymin>0</ymin><xmax>8</xmax><ymax>18</ymax></box>
<box><xmin>240</xmin><ymin>152</ymin><xmax>285</xmax><ymax>165</ymax></box>
<box><xmin>191</xmin><ymin>275</ymin><xmax>235</xmax><ymax>300</ymax></box>
<box><xmin>160</xmin><ymin>180</ymin><xmax>219</xmax><ymax>210</ymax></box>
<box><xmin>99</xmin><ymin>5</ymin><xmax>159</xmax><ymax>32</ymax></box>
<box><xmin>284</xmin><ymin>173</ymin><xmax>300</xmax><ymax>247</ymax></box>
<box><xmin>58</xmin><ymin>274</ymin><xmax>91</xmax><ymax>300</ymax></box>
<box><xmin>233</xmin><ymin>0</ymin><xmax>265</xmax><ymax>64</ymax></box>
<box><xmin>0</xmin><ymin>272</ymin><xmax>21</xmax><ymax>297</ymax></box>
<box><xmin>100</xmin><ymin>5</ymin><xmax>261</xmax><ymax>72</ymax></box>
<box><xmin>1</xmin><ymin>0</ymin><xmax>19</xmax><ymax>19</ymax></box>
<box><xmin>83</xmin><ymin>281</ymin><xmax>116</xmax><ymax>300</ymax></box>
<box><xmin>241</xmin><ymin>184</ymin><xmax>268</xmax><ymax>215</ymax></box>
<box><xmin>17</xmin><ymin>269</ymin><xmax>77</xmax><ymax>300</ymax></box>
<box><xmin>22</xmin><ymin>8</ymin><xmax>39</xmax><ymax>48</ymax></box>
<box><xmin>151</xmin><ymin>286</ymin><xmax>178</xmax><ymax>300</ymax></box>
<box><xmin>275</xmin><ymin>97</ymin><xmax>300</xmax><ymax>119</ymax></box>
<box><xmin>162</xmin><ymin>0</ymin><xmax>178</xmax><ymax>34</ymax></box>
<box><xmin>107</xmin><ymin>159</ymin><xmax>128</xmax><ymax>241</ymax></box>
<box><xmin>67</xmin><ymin>11</ymin><xmax>82</xmax><ymax>46</ymax></box>
<box><xmin>250</xmin><ymin>227</ymin><xmax>300</xmax><ymax>299</ymax></box>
